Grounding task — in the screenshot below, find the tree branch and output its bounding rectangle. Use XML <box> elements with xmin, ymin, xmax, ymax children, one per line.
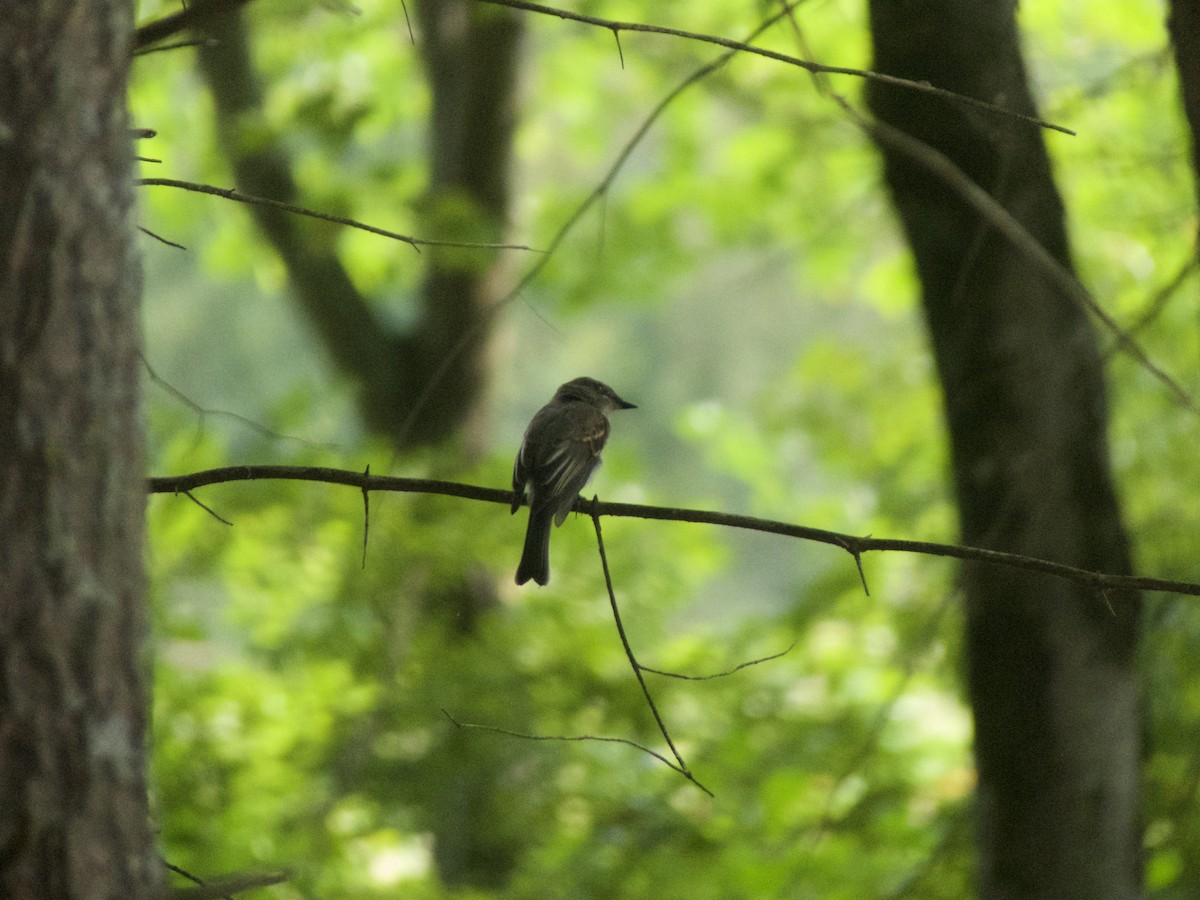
<box><xmin>589</xmin><ymin>507</ymin><xmax>710</xmax><ymax>795</ymax></box>
<box><xmin>134</xmin><ymin>0</ymin><xmax>256</xmax><ymax>51</ymax></box>
<box><xmin>138</xmin><ymin>178</ymin><xmax>540</xmax><ymax>254</ymax></box>
<box><xmin>147</xmin><ymin>465</ymin><xmax>1200</xmax><ymax>598</ymax></box>
<box><xmin>472</xmin><ymin>0</ymin><xmax>1074</xmax><ymax>136</ymax></box>
<box><xmin>776</xmin><ymin>7</ymin><xmax>1197</xmax><ymax>414</ymax></box>
<box><xmin>168</xmin><ymin>869</ymin><xmax>290</xmax><ymax>900</ymax></box>
<box><xmin>440</xmin><ymin>709</ymin><xmax>695</xmax><ymax>783</ymax></box>
<box><xmin>391</xmin><ymin>3</ymin><xmax>800</xmax><ymax>444</ymax></box>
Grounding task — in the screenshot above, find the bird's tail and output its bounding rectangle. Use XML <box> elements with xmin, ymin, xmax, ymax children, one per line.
<box><xmin>515</xmin><ymin>506</ymin><xmax>553</xmax><ymax>586</ymax></box>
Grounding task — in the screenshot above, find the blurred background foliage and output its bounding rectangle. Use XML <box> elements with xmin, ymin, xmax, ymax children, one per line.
<box><xmin>133</xmin><ymin>0</ymin><xmax>1200</xmax><ymax>895</ymax></box>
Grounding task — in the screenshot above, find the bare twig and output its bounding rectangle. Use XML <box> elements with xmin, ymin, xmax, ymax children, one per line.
<box><xmin>137</xmin><ymin>178</ymin><xmax>543</xmax><ymax>254</ymax></box>
<box><xmin>169</xmin><ymin>870</ymin><xmax>290</xmax><ymax>900</ymax></box>
<box><xmin>139</xmin><ymin>225</ymin><xmax>186</xmax><ymax>249</ymax></box>
<box><xmin>473</xmin><ymin>0</ymin><xmax>1074</xmax><ymax>136</ymax></box>
<box><xmin>181</xmin><ymin>489</ymin><xmax>234</xmax><ymax>526</ymax></box>
<box><xmin>1105</xmin><ymin>253</ymin><xmax>1200</xmax><ymax>355</ymax></box>
<box><xmin>145</xmin><ymin>465</ymin><xmax>1200</xmax><ymax>598</ymax></box>
<box><xmin>640</xmin><ymin>639</ymin><xmax>798</xmax><ymax>681</ymax></box>
<box><xmin>440</xmin><ymin>709</ymin><xmax>691</xmax><ymax>779</ymax></box>
<box><xmin>164</xmin><ymin>861</ymin><xmax>230</xmax><ymax>900</ymax></box>
<box><xmin>776</xmin><ymin>6</ymin><xmax>1198</xmax><ymax>414</ymax></box>
<box><xmin>392</xmin><ymin>4</ymin><xmax>800</xmax><ymax>445</ymax></box>
<box><xmin>589</xmin><ymin>506</ymin><xmax>711</xmax><ymax>795</ymax></box>
<box><xmin>360</xmin><ymin>464</ymin><xmax>371</xmax><ymax>569</ymax></box>
<box><xmin>863</xmin><ymin>116</ymin><xmax>1198</xmax><ymax>411</ymax></box>
<box><xmin>140</xmin><ymin>351</ymin><xmax>336</xmax><ymax>450</ymax></box>
<box><xmin>134</xmin><ymin>37</ymin><xmax>216</xmax><ymax>56</ymax></box>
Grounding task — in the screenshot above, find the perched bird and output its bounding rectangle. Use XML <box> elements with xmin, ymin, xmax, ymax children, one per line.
<box><xmin>512</xmin><ymin>377</ymin><xmax>637</xmax><ymax>586</ymax></box>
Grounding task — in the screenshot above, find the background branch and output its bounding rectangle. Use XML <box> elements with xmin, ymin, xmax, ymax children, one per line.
<box><xmin>134</xmin><ymin>0</ymin><xmax>255</xmax><ymax>51</ymax></box>
<box><xmin>138</xmin><ymin>178</ymin><xmax>540</xmax><ymax>253</ymax></box>
<box><xmin>473</xmin><ymin>0</ymin><xmax>1074</xmax><ymax>135</ymax></box>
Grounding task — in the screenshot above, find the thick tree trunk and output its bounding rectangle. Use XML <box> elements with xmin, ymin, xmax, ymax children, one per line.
<box><xmin>0</xmin><ymin>2</ymin><xmax>160</xmax><ymax>898</ymax></box>
<box><xmin>866</xmin><ymin>2</ymin><xmax>1142</xmax><ymax>898</ymax></box>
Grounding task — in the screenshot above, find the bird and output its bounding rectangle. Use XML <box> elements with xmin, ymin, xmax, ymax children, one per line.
<box><xmin>511</xmin><ymin>377</ymin><xmax>637</xmax><ymax>586</ymax></box>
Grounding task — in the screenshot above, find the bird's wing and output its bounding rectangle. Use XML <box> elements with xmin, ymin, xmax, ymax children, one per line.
<box><xmin>542</xmin><ymin>409</ymin><xmax>610</xmax><ymax>525</ymax></box>
<box><xmin>512</xmin><ymin>437</ymin><xmax>530</xmax><ymax>513</ymax></box>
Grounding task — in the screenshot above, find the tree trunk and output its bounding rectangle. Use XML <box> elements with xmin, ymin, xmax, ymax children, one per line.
<box><xmin>412</xmin><ymin>0</ymin><xmax>523</xmax><ymax>450</ymax></box>
<box><xmin>866</xmin><ymin>2</ymin><xmax>1142</xmax><ymax>898</ymax></box>
<box><xmin>1168</xmin><ymin>0</ymin><xmax>1200</xmax><ymax>226</ymax></box>
<box><xmin>193</xmin><ymin>3</ymin><xmax>522</xmax><ymax>448</ymax></box>
<box><xmin>1167</xmin><ymin>0</ymin><xmax>1200</xmax><ymax>366</ymax></box>
<box><xmin>0</xmin><ymin>1</ymin><xmax>161</xmax><ymax>898</ymax></box>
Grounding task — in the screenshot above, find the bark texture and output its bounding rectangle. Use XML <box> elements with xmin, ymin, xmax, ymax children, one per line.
<box><xmin>866</xmin><ymin>2</ymin><xmax>1142</xmax><ymax>898</ymax></box>
<box><xmin>0</xmin><ymin>1</ymin><xmax>160</xmax><ymax>898</ymax></box>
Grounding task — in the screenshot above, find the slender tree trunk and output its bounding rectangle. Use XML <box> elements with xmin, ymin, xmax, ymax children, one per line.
<box><xmin>413</xmin><ymin>0</ymin><xmax>523</xmax><ymax>451</ymax></box>
<box><xmin>193</xmin><ymin>3</ymin><xmax>522</xmax><ymax>448</ymax></box>
<box><xmin>0</xmin><ymin>2</ymin><xmax>160</xmax><ymax>898</ymax></box>
<box><xmin>866</xmin><ymin>2</ymin><xmax>1142</xmax><ymax>898</ymax></box>
<box><xmin>1169</xmin><ymin>0</ymin><xmax>1200</xmax><ymax>242</ymax></box>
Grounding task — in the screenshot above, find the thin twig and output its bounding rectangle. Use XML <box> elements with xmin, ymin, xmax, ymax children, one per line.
<box><xmin>169</xmin><ymin>871</ymin><xmax>290</xmax><ymax>900</ymax></box>
<box><xmin>140</xmin><ymin>351</ymin><xmax>336</xmax><ymax>450</ymax></box>
<box><xmin>137</xmin><ymin>178</ymin><xmax>543</xmax><ymax>254</ymax></box>
<box><xmin>440</xmin><ymin>709</ymin><xmax>689</xmax><ymax>777</ymax></box>
<box><xmin>182</xmin><ymin>489</ymin><xmax>233</xmax><ymax>526</ymax></box>
<box><xmin>392</xmin><ymin>4</ymin><xmax>800</xmax><ymax>445</ymax></box>
<box><xmin>145</xmin><ymin>465</ymin><xmax>1200</xmax><ymax>598</ymax></box>
<box><xmin>640</xmin><ymin>639</ymin><xmax>798</xmax><ymax>681</ymax></box>
<box><xmin>139</xmin><ymin>226</ymin><xmax>186</xmax><ymax>250</ymax></box>
<box><xmin>590</xmin><ymin>507</ymin><xmax>711</xmax><ymax>795</ymax></box>
<box><xmin>1105</xmin><ymin>253</ymin><xmax>1200</xmax><ymax>355</ymax></box>
<box><xmin>360</xmin><ymin>464</ymin><xmax>371</xmax><ymax>569</ymax></box>
<box><xmin>399</xmin><ymin>0</ymin><xmax>414</xmax><ymax>44</ymax></box>
<box><xmin>473</xmin><ymin>0</ymin><xmax>1074</xmax><ymax>136</ymax></box>
<box><xmin>134</xmin><ymin>37</ymin><xmax>215</xmax><ymax>56</ymax></box>
<box><xmin>776</xmin><ymin>7</ymin><xmax>1198</xmax><ymax>414</ymax></box>
<box><xmin>164</xmin><ymin>861</ymin><xmax>232</xmax><ymax>900</ymax></box>
<box><xmin>863</xmin><ymin>115</ymin><xmax>1198</xmax><ymax>411</ymax></box>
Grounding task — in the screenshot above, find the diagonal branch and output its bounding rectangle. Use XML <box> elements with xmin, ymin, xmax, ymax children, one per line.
<box><xmin>138</xmin><ymin>178</ymin><xmax>540</xmax><ymax>254</ymax></box>
<box><xmin>589</xmin><ymin>508</ymin><xmax>710</xmax><ymax>795</ymax></box>
<box><xmin>134</xmin><ymin>0</ymin><xmax>256</xmax><ymax>51</ymax></box>
<box><xmin>776</xmin><ymin>5</ymin><xmax>1198</xmax><ymax>414</ymax></box>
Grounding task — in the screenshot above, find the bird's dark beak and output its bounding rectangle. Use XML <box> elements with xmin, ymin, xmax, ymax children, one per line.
<box><xmin>619</xmin><ymin>399</ymin><xmax>637</xmax><ymax>410</ymax></box>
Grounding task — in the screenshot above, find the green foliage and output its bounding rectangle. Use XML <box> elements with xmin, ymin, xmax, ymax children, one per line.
<box><xmin>134</xmin><ymin>0</ymin><xmax>1200</xmax><ymax>896</ymax></box>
